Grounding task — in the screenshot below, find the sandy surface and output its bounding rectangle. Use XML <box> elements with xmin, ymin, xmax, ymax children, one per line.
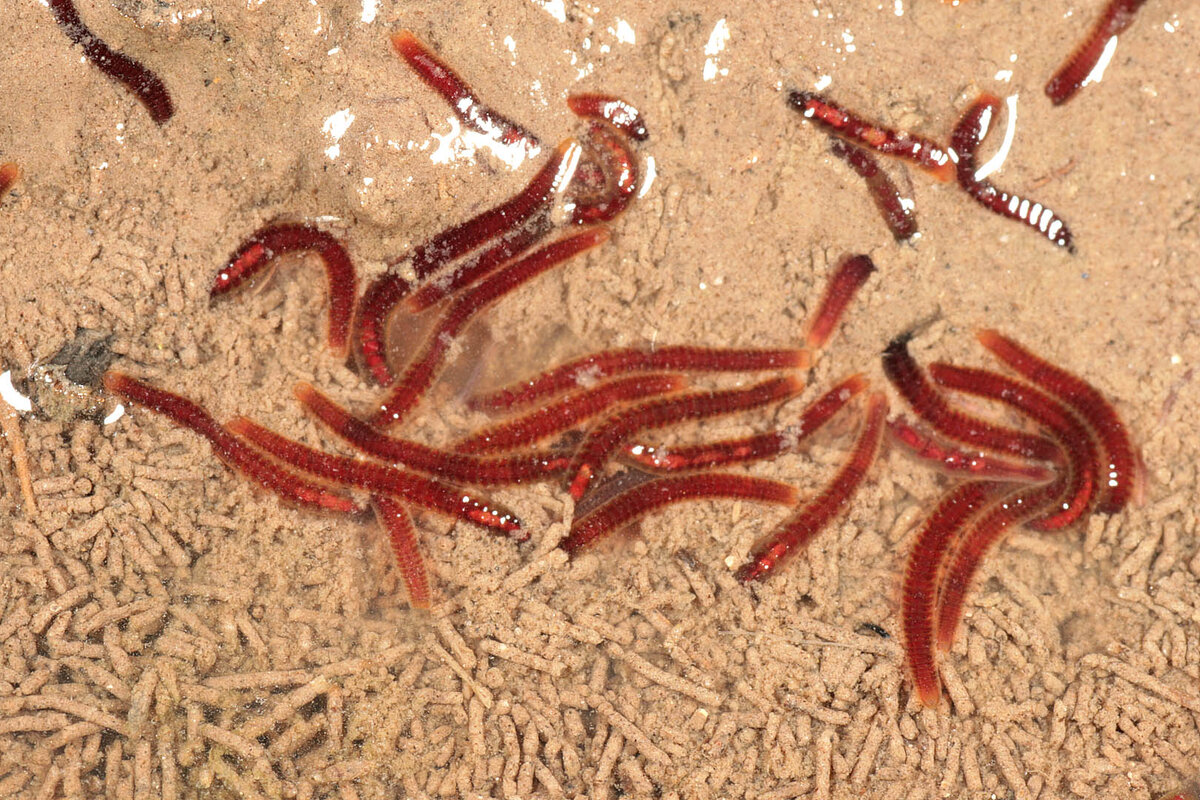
<box><xmin>2</xmin><ymin>0</ymin><xmax>1199</xmax><ymax>797</ymax></box>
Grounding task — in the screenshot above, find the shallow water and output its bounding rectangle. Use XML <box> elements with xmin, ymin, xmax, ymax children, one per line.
<box><xmin>1</xmin><ymin>1</ymin><xmax>1199</xmax><ymax>797</ymax></box>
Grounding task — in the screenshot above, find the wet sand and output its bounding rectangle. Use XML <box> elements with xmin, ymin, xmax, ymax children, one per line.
<box><xmin>1</xmin><ymin>0</ymin><xmax>1199</xmax><ymax>797</ymax></box>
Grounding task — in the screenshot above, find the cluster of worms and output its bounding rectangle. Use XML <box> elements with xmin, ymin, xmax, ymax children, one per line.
<box><xmin>791</xmin><ymin>0</ymin><xmax>1150</xmax><ymax>249</ymax></box>
<box><xmin>90</xmin><ymin>30</ymin><xmax>1146</xmax><ymax>712</ymax></box>
<box><xmin>38</xmin><ymin>0</ymin><xmax>1146</xmax><ymax>130</ymax></box>
<box><xmin>0</xmin><ymin>3</ymin><xmax>1181</xmax><ymax>796</ymax></box>
<box><xmin>101</xmin><ymin>31</ymin><xmax>894</xmax><ymax>608</ymax></box>
<box><xmin>106</xmin><ymin>30</ymin><xmax>650</xmax><ymax>607</ymax></box>
<box><xmin>790</xmin><ymin>90</ymin><xmax>1075</xmax><ymax>250</ymax></box>
<box><xmin>882</xmin><ymin>329</ymin><xmax>1139</xmax><ymax>706</ymax></box>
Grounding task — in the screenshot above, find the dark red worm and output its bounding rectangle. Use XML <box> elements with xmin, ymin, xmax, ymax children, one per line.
<box><xmin>626</xmin><ymin>373</ymin><xmax>867</xmax><ymax>472</ymax></box>
<box><xmin>103</xmin><ymin>372</ymin><xmax>359</xmax><ymax>513</ymax></box>
<box><xmin>405</xmin><ymin>224</ymin><xmax>549</xmax><ymax>312</ymax></box>
<box><xmin>226</xmin><ymin>416</ymin><xmax>524</xmax><ymax>537</ymax></box>
<box><xmin>566</xmin><ymin>94</ymin><xmax>649</xmax><ymax>141</ymax></box>
<box><xmin>888</xmin><ymin>416</ymin><xmax>1056</xmax><ymax>484</ymax></box>
<box><xmin>976</xmin><ymin>329</ymin><xmax>1138</xmax><ymax>514</ymax></box>
<box><xmin>456</xmin><ymin>373</ymin><xmax>688</xmax><ymax>454</ymax></box>
<box><xmin>828</xmin><ymin>140</ymin><xmax>918</xmax><ymax>242</ymax></box>
<box><xmin>561</xmin><ymin>474</ymin><xmax>798</xmax><ymax>557</ymax></box>
<box><xmin>371</xmin><ymin>496</ymin><xmax>431</xmax><ymax>610</ymax></box>
<box><xmin>568</xmin><ymin>375</ymin><xmax>806</xmax><ymax>501</ymax></box>
<box><xmin>396</xmin><ymin>103</ymin><xmax>643</xmax><ymax>312</ymax></box>
<box><xmin>929</xmin><ymin>363</ymin><xmax>1098</xmax><ymax>531</ymax></box>
<box><xmin>735</xmin><ymin>392</ymin><xmax>888</xmax><ymax>583</ymax></box>
<box><xmin>391</xmin><ymin>30</ymin><xmax>540</xmax><ymax>153</ymax></box>
<box><xmin>469</xmin><ymin>346</ymin><xmax>809</xmax><ymax>413</ymax></box>
<box><xmin>355</xmin><ymin>273</ymin><xmax>412</xmax><ymax>387</ymax></box>
<box><xmin>371</xmin><ymin>227</ymin><xmax>609</xmax><ymax>427</ymax></box>
<box><xmin>1045</xmin><ymin>0</ymin><xmax>1149</xmax><ymax>105</ymax></box>
<box><xmin>568</xmin><ymin>122</ymin><xmax>639</xmax><ymax>225</ymax></box>
<box><xmin>294</xmin><ymin>382</ymin><xmax>569</xmax><ymax>485</ymax></box>
<box><xmin>805</xmin><ymin>254</ymin><xmax>876</xmax><ymax>351</ymax></box>
<box><xmin>951</xmin><ymin>93</ymin><xmax>1074</xmax><ymax>252</ymax></box>
<box><xmin>211</xmin><ymin>223</ymin><xmax>357</xmax><ymax>356</ymax></box>
<box><xmin>788</xmin><ymin>91</ymin><xmax>954</xmax><ymax>182</ymax></box>
<box><xmin>356</xmin><ymin>138</ymin><xmax>576</xmax><ymax>386</ymax></box>
<box><xmin>902</xmin><ymin>480</ymin><xmax>1001</xmax><ymax>708</ymax></box>
<box><xmin>48</xmin><ymin>0</ymin><xmax>174</xmax><ymax>124</ymax></box>
<box><xmin>934</xmin><ymin>483</ymin><xmax>1058</xmax><ymax>652</ymax></box>
<box><xmin>882</xmin><ymin>334</ymin><xmax>1062</xmax><ymax>463</ymax></box>
<box><xmin>0</xmin><ymin>163</ymin><xmax>19</xmax><ymax>197</ymax></box>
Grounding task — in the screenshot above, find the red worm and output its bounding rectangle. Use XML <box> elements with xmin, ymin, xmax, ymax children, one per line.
<box><xmin>568</xmin><ymin>375</ymin><xmax>806</xmax><ymax>501</ymax></box>
<box><xmin>391</xmin><ymin>30</ymin><xmax>540</xmax><ymax>153</ymax></box>
<box><xmin>48</xmin><ymin>0</ymin><xmax>174</xmax><ymax>124</ymax></box>
<box><xmin>226</xmin><ymin>416</ymin><xmax>524</xmax><ymax>537</ymax></box>
<box><xmin>401</xmin><ymin>105</ymin><xmax>643</xmax><ymax>307</ymax></box>
<box><xmin>882</xmin><ymin>334</ymin><xmax>1062</xmax><ymax>463</ymax></box>
<box><xmin>371</xmin><ymin>496</ymin><xmax>431</xmax><ymax>610</ymax></box>
<box><xmin>566</xmin><ymin>94</ymin><xmax>649</xmax><ymax>141</ymax></box>
<box><xmin>928</xmin><ymin>363</ymin><xmax>1098</xmax><ymax>530</ymax></box>
<box><xmin>902</xmin><ymin>480</ymin><xmax>1001</xmax><ymax>707</ymax></box>
<box><xmin>828</xmin><ymin>141</ymin><xmax>918</xmax><ymax>242</ymax></box>
<box><xmin>976</xmin><ymin>329</ymin><xmax>1139</xmax><ymax>514</ymax></box>
<box><xmin>370</xmin><ymin>227</ymin><xmax>609</xmax><ymax>427</ymax></box>
<box><xmin>356</xmin><ymin>138</ymin><xmax>576</xmax><ymax>386</ymax></box>
<box><xmin>0</xmin><ymin>163</ymin><xmax>19</xmax><ymax>197</ymax></box>
<box><xmin>103</xmin><ymin>372</ymin><xmax>359</xmax><ymax>513</ymax></box>
<box><xmin>1155</xmin><ymin>785</ymin><xmax>1200</xmax><ymax>800</ymax></box>
<box><xmin>951</xmin><ymin>94</ymin><xmax>1074</xmax><ymax>252</ymax></box>
<box><xmin>934</xmin><ymin>483</ymin><xmax>1057</xmax><ymax>651</ymax></box>
<box><xmin>627</xmin><ymin>373</ymin><xmax>867</xmax><ymax>472</ymax></box>
<box><xmin>456</xmin><ymin>373</ymin><xmax>688</xmax><ymax>454</ymax></box>
<box><xmin>888</xmin><ymin>417</ymin><xmax>1056</xmax><ymax>484</ymax></box>
<box><xmin>788</xmin><ymin>91</ymin><xmax>954</xmax><ymax>182</ymax></box>
<box><xmin>294</xmin><ymin>382</ymin><xmax>569</xmax><ymax>485</ymax></box>
<box><xmin>735</xmin><ymin>392</ymin><xmax>888</xmax><ymax>583</ymax></box>
<box><xmin>405</xmin><ymin>224</ymin><xmax>549</xmax><ymax>312</ymax></box>
<box><xmin>568</xmin><ymin>122</ymin><xmax>639</xmax><ymax>225</ymax></box>
<box><xmin>1045</xmin><ymin>0</ymin><xmax>1149</xmax><ymax>106</ymax></box>
<box><xmin>805</xmin><ymin>254</ymin><xmax>876</xmax><ymax>351</ymax></box>
<box><xmin>211</xmin><ymin>223</ymin><xmax>357</xmax><ymax>356</ymax></box>
<box><xmin>469</xmin><ymin>346</ymin><xmax>809</xmax><ymax>413</ymax></box>
<box><xmin>561</xmin><ymin>474</ymin><xmax>798</xmax><ymax>557</ymax></box>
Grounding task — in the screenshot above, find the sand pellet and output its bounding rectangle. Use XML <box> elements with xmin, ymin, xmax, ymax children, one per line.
<box><xmin>988</xmin><ymin>730</ymin><xmax>1032</xmax><ymax>800</ymax></box>
<box><xmin>210</xmin><ymin>757</ymin><xmax>267</xmax><ymax>800</ymax></box>
<box><xmin>239</xmin><ymin>674</ymin><xmax>331</xmax><ymax>740</ymax></box>
<box><xmin>479</xmin><ymin>637</ymin><xmax>568</xmax><ymax>678</ymax></box>
<box><xmin>850</xmin><ymin>718</ymin><xmax>885</xmax><ymax>787</ymax></box>
<box><xmin>587</xmin><ymin>694</ymin><xmax>670</xmax><ymax>765</ymax></box>
<box><xmin>500</xmin><ymin>547</ymin><xmax>567</xmax><ymax>593</ymax></box>
<box><xmin>32</xmin><ymin>764</ymin><xmax>60</xmax><ymax>800</ymax></box>
<box><xmin>433</xmin><ymin>616</ymin><xmax>476</xmax><ymax>670</ymax></box>
<box><xmin>428</xmin><ymin>641</ymin><xmax>493</xmax><ymax>708</ymax></box>
<box><xmin>1082</xmin><ymin>653</ymin><xmax>1200</xmax><ymax>714</ymax></box>
<box><xmin>200</xmin><ymin>723</ymin><xmax>270</xmax><ymax>764</ymax></box>
<box><xmin>0</xmin><ymin>712</ymin><xmax>69</xmax><ymax>735</ymax></box>
<box><xmin>205</xmin><ymin>670</ymin><xmax>312</xmax><ymax>690</ymax></box>
<box><xmin>29</xmin><ymin>585</ymin><xmax>91</xmax><ymax>635</ymax></box>
<box><xmin>25</xmin><ymin>694</ymin><xmax>129</xmax><ymax>737</ymax></box>
<box><xmin>76</xmin><ymin>599</ymin><xmax>164</xmax><ymax>638</ymax></box>
<box><xmin>605</xmin><ymin>642</ymin><xmax>721</xmax><ymax>707</ymax></box>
